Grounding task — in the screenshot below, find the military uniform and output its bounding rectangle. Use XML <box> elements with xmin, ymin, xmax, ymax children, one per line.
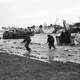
<box><xmin>47</xmin><ymin>35</ymin><xmax>56</xmax><ymax>49</ymax></box>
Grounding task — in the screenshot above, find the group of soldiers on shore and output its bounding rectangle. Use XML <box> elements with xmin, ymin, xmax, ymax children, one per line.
<box><xmin>21</xmin><ymin>33</ymin><xmax>56</xmax><ymax>53</ymax></box>
<box><xmin>21</xmin><ymin>20</ymin><xmax>79</xmax><ymax>53</ymax></box>
<box><xmin>21</xmin><ymin>26</ymin><xmax>71</xmax><ymax>53</ymax></box>
<box><xmin>21</xmin><ymin>31</ymin><xmax>71</xmax><ymax>53</ymax></box>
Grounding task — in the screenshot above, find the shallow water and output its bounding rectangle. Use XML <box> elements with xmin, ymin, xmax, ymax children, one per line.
<box><xmin>0</xmin><ymin>33</ymin><xmax>80</xmax><ymax>64</ymax></box>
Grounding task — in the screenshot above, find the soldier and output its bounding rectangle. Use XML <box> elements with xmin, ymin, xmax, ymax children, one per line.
<box><xmin>21</xmin><ymin>34</ymin><xmax>31</xmax><ymax>52</ymax></box>
<box><xmin>47</xmin><ymin>34</ymin><xmax>56</xmax><ymax>49</ymax></box>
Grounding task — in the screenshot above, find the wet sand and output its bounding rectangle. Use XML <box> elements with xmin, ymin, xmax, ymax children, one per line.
<box><xmin>0</xmin><ymin>52</ymin><xmax>80</xmax><ymax>80</ymax></box>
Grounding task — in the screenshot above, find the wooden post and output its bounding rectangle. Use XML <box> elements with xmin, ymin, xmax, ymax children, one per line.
<box><xmin>63</xmin><ymin>20</ymin><xmax>67</xmax><ymax>31</ymax></box>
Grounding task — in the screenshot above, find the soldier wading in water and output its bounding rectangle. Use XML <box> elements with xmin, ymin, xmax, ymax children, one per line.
<box><xmin>21</xmin><ymin>34</ymin><xmax>31</xmax><ymax>53</ymax></box>
<box><xmin>47</xmin><ymin>34</ymin><xmax>56</xmax><ymax>50</ymax></box>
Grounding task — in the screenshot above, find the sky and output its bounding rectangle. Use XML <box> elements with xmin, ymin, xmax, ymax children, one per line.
<box><xmin>0</xmin><ymin>0</ymin><xmax>80</xmax><ymax>27</ymax></box>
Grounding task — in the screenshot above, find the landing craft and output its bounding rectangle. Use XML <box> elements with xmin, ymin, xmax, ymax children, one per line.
<box><xmin>3</xmin><ymin>28</ymin><xmax>34</xmax><ymax>39</ymax></box>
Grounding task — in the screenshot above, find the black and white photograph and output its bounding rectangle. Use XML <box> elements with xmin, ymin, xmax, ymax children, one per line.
<box><xmin>0</xmin><ymin>0</ymin><xmax>80</xmax><ymax>80</ymax></box>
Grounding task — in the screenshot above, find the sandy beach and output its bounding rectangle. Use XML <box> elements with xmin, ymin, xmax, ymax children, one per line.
<box><xmin>0</xmin><ymin>52</ymin><xmax>80</xmax><ymax>80</ymax></box>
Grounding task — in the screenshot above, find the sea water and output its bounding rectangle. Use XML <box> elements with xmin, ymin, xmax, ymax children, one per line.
<box><xmin>0</xmin><ymin>31</ymin><xmax>80</xmax><ymax>64</ymax></box>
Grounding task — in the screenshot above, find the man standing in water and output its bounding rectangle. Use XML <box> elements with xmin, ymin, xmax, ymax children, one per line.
<box><xmin>47</xmin><ymin>34</ymin><xmax>56</xmax><ymax>49</ymax></box>
<box><xmin>21</xmin><ymin>34</ymin><xmax>31</xmax><ymax>53</ymax></box>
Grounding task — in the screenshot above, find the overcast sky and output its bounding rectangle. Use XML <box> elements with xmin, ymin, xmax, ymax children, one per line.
<box><xmin>0</xmin><ymin>0</ymin><xmax>80</xmax><ymax>27</ymax></box>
